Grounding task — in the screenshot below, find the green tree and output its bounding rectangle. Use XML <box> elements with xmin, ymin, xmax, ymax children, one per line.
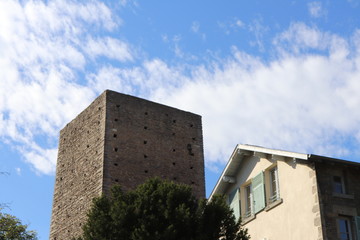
<box><xmin>80</xmin><ymin>178</ymin><xmax>250</xmax><ymax>240</ymax></box>
<box><xmin>0</xmin><ymin>210</ymin><xmax>37</xmax><ymax>240</ymax></box>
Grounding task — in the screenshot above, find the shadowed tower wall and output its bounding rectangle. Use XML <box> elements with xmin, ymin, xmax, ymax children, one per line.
<box><xmin>50</xmin><ymin>90</ymin><xmax>205</xmax><ymax>240</ymax></box>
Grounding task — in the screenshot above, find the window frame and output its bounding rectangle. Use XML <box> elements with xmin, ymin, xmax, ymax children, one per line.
<box><xmin>337</xmin><ymin>217</ymin><xmax>354</xmax><ymax>240</ymax></box>
<box><xmin>269</xmin><ymin>167</ymin><xmax>280</xmax><ymax>203</ymax></box>
<box><xmin>333</xmin><ymin>175</ymin><xmax>346</xmax><ymax>195</ymax></box>
<box><xmin>244</xmin><ymin>183</ymin><xmax>252</xmax><ymax>218</ymax></box>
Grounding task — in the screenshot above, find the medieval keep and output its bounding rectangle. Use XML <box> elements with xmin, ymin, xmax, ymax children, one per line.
<box><xmin>50</xmin><ymin>90</ymin><xmax>205</xmax><ymax>240</ymax></box>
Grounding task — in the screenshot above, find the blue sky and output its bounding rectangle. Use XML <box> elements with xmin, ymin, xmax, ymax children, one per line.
<box><xmin>1</xmin><ymin>0</ymin><xmax>360</xmax><ymax>239</ymax></box>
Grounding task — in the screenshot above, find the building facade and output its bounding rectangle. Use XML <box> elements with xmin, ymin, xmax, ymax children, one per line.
<box><xmin>50</xmin><ymin>90</ymin><xmax>205</xmax><ymax>240</ymax></box>
<box><xmin>210</xmin><ymin>144</ymin><xmax>360</xmax><ymax>240</ymax></box>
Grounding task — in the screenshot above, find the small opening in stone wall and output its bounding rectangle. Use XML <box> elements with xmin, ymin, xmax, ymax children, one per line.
<box><xmin>116</xmin><ymin>104</ymin><xmax>120</xmax><ymax>108</ymax></box>
<box><xmin>173</xmin><ymin>120</ymin><xmax>176</xmax><ymax>123</ymax></box>
<box><xmin>97</xmin><ymin>121</ymin><xmax>100</xmax><ymax>124</ymax></box>
<box><xmin>114</xmin><ymin>163</ymin><xmax>118</xmax><ymax>166</ymax></box>
<box><xmin>113</xmin><ymin>134</ymin><xmax>117</xmax><ymax>138</ymax></box>
<box><xmin>144</xmin><ymin>140</ymin><xmax>147</xmax><ymax>144</ymax></box>
<box><xmin>190</xmin><ymin>166</ymin><xmax>194</xmax><ymax>169</ymax></box>
<box><xmin>173</xmin><ymin>149</ymin><xmax>176</xmax><ymax>152</ymax></box>
<box><xmin>115</xmin><ymin>179</ymin><xmax>119</xmax><ymax>182</ymax></box>
<box><xmin>190</xmin><ymin>124</ymin><xmax>194</xmax><ymax>127</ymax></box>
<box><xmin>145</xmin><ymin>112</ymin><xmax>148</xmax><ymax>115</ymax></box>
<box><xmin>144</xmin><ymin>126</ymin><xmax>148</xmax><ymax>130</ymax></box>
<box><xmin>173</xmin><ymin>177</ymin><xmax>177</xmax><ymax>180</ymax></box>
<box><xmin>114</xmin><ymin>147</ymin><xmax>118</xmax><ymax>152</ymax></box>
<box><xmin>172</xmin><ymin>162</ymin><xmax>176</xmax><ymax>166</ymax></box>
<box><xmin>192</xmin><ymin>137</ymin><xmax>196</xmax><ymax>141</ymax></box>
<box><xmin>144</xmin><ymin>154</ymin><xmax>148</xmax><ymax>158</ymax></box>
<box><xmin>98</xmin><ymin>107</ymin><xmax>101</xmax><ymax>110</ymax></box>
<box><xmin>144</xmin><ymin>170</ymin><xmax>148</xmax><ymax>173</ymax></box>
<box><xmin>172</xmin><ymin>133</ymin><xmax>176</xmax><ymax>136</ymax></box>
<box><xmin>114</xmin><ymin>118</ymin><xmax>118</xmax><ymax>122</ymax></box>
<box><xmin>191</xmin><ymin>181</ymin><xmax>195</xmax><ymax>184</ymax></box>
<box><xmin>165</xmin><ymin>113</ymin><xmax>169</xmax><ymax>116</ymax></box>
<box><xmin>87</xmin><ymin>145</ymin><xmax>89</xmax><ymax>148</ymax></box>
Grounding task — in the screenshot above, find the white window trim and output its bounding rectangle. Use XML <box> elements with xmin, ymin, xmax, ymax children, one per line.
<box><xmin>269</xmin><ymin>167</ymin><xmax>280</xmax><ymax>203</ymax></box>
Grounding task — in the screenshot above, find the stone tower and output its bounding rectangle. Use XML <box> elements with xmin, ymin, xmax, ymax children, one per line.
<box><xmin>50</xmin><ymin>90</ymin><xmax>205</xmax><ymax>240</ymax></box>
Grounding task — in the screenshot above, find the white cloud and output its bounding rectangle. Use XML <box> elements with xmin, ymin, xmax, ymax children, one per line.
<box><xmin>308</xmin><ymin>1</ymin><xmax>326</xmax><ymax>18</ymax></box>
<box><xmin>149</xmin><ymin>25</ymin><xmax>360</xmax><ymax>167</ymax></box>
<box><xmin>0</xmin><ymin>0</ymin><xmax>130</xmax><ymax>175</ymax></box>
<box><xmin>2</xmin><ymin>0</ymin><xmax>360</xmax><ymax>177</ymax></box>
<box><xmin>218</xmin><ymin>18</ymin><xmax>246</xmax><ymax>35</ymax></box>
<box><xmin>190</xmin><ymin>21</ymin><xmax>206</xmax><ymax>40</ymax></box>
<box><xmin>191</xmin><ymin>21</ymin><xmax>200</xmax><ymax>33</ymax></box>
<box><xmin>248</xmin><ymin>18</ymin><xmax>269</xmax><ymax>52</ymax></box>
<box><xmin>85</xmin><ymin>37</ymin><xmax>134</xmax><ymax>62</ymax></box>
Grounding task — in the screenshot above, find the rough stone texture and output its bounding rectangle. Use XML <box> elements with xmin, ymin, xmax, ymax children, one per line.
<box><xmin>315</xmin><ymin>161</ymin><xmax>360</xmax><ymax>240</ymax></box>
<box><xmin>50</xmin><ymin>90</ymin><xmax>205</xmax><ymax>240</ymax></box>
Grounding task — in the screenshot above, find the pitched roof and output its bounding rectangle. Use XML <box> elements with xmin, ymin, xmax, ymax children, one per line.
<box><xmin>209</xmin><ymin>144</ymin><xmax>308</xmax><ymax>200</ymax></box>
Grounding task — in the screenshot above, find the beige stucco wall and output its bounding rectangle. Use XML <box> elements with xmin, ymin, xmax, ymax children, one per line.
<box><xmin>228</xmin><ymin>154</ymin><xmax>322</xmax><ymax>240</ymax></box>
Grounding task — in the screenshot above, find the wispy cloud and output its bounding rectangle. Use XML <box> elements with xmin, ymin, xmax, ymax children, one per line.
<box><xmin>218</xmin><ymin>17</ymin><xmax>246</xmax><ymax>35</ymax></box>
<box><xmin>308</xmin><ymin>1</ymin><xmax>326</xmax><ymax>18</ymax></box>
<box><xmin>2</xmin><ymin>0</ymin><xmax>360</xmax><ymax>175</ymax></box>
<box><xmin>248</xmin><ymin>18</ymin><xmax>269</xmax><ymax>52</ymax></box>
<box><xmin>191</xmin><ymin>21</ymin><xmax>206</xmax><ymax>40</ymax></box>
<box><xmin>149</xmin><ymin>25</ymin><xmax>360</xmax><ymax>168</ymax></box>
<box><xmin>0</xmin><ymin>0</ymin><xmax>132</xmax><ymax>174</ymax></box>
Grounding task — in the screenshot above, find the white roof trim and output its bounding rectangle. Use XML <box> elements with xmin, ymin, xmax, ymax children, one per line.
<box><xmin>209</xmin><ymin>144</ymin><xmax>308</xmax><ymax>201</ymax></box>
<box><xmin>236</xmin><ymin>144</ymin><xmax>308</xmax><ymax>160</ymax></box>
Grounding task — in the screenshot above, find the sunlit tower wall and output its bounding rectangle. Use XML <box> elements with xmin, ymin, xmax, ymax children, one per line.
<box><xmin>50</xmin><ymin>90</ymin><xmax>205</xmax><ymax>240</ymax></box>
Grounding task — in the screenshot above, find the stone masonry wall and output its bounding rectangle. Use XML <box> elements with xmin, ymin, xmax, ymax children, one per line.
<box><xmin>315</xmin><ymin>161</ymin><xmax>360</xmax><ymax>240</ymax></box>
<box><xmin>50</xmin><ymin>92</ymin><xmax>107</xmax><ymax>240</ymax></box>
<box><xmin>50</xmin><ymin>90</ymin><xmax>205</xmax><ymax>239</ymax></box>
<box><xmin>102</xmin><ymin>91</ymin><xmax>205</xmax><ymax>199</ymax></box>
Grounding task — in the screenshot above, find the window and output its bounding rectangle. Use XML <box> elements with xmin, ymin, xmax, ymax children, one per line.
<box><xmin>245</xmin><ymin>184</ymin><xmax>252</xmax><ymax>218</ymax></box>
<box><xmin>333</xmin><ymin>176</ymin><xmax>345</xmax><ymax>194</ymax></box>
<box><xmin>269</xmin><ymin>167</ymin><xmax>279</xmax><ymax>203</ymax></box>
<box><xmin>338</xmin><ymin>218</ymin><xmax>353</xmax><ymax>240</ymax></box>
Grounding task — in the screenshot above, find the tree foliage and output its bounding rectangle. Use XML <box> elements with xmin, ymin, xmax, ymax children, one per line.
<box><xmin>79</xmin><ymin>178</ymin><xmax>250</xmax><ymax>240</ymax></box>
<box><xmin>0</xmin><ymin>210</ymin><xmax>37</xmax><ymax>240</ymax></box>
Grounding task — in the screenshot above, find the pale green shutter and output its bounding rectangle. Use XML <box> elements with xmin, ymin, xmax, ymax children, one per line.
<box><xmin>252</xmin><ymin>172</ymin><xmax>265</xmax><ymax>214</ymax></box>
<box><xmin>355</xmin><ymin>216</ymin><xmax>360</xmax><ymax>239</ymax></box>
<box><xmin>229</xmin><ymin>188</ymin><xmax>240</xmax><ymax>220</ymax></box>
